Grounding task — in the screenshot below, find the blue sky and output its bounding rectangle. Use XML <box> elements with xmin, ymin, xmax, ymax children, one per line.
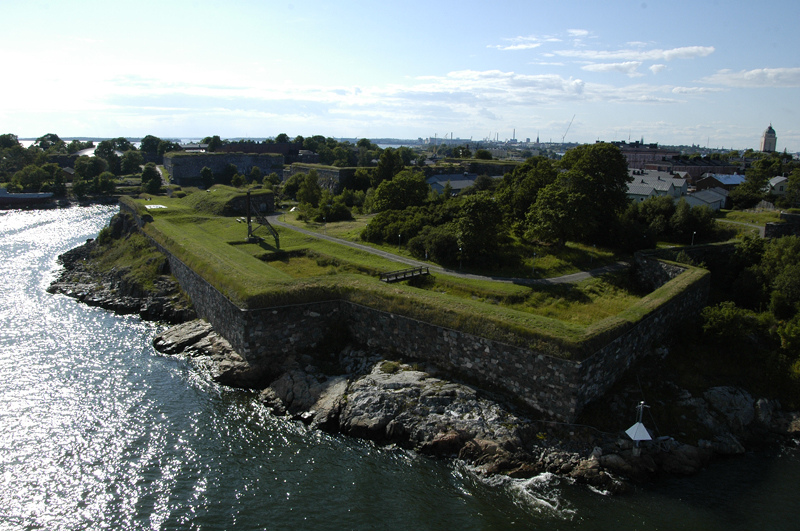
<box><xmin>2</xmin><ymin>0</ymin><xmax>798</xmax><ymax>151</ymax></box>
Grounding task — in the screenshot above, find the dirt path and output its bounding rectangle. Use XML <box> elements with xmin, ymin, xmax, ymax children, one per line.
<box><xmin>268</xmin><ymin>215</ymin><xmax>629</xmax><ymax>285</ymax></box>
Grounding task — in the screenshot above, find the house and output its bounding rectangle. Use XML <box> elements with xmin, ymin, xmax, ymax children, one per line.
<box><xmin>695</xmin><ymin>173</ymin><xmax>746</xmax><ymax>191</ymax></box>
<box><xmin>684</xmin><ymin>189</ymin><xmax>725</xmax><ymax>211</ymax></box>
<box><xmin>627</xmin><ymin>182</ymin><xmax>659</xmax><ymax>202</ymax></box>
<box><xmin>767</xmin><ymin>176</ymin><xmax>789</xmax><ymax>196</ymax></box>
<box><xmin>625</xmin><ymin>169</ymin><xmax>688</xmax><ymax>201</ymax></box>
<box><xmin>426</xmin><ymin>173</ymin><xmax>479</xmax><ymax>195</ymax></box>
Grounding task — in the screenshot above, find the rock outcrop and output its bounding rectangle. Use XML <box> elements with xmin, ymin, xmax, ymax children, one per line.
<box><xmin>152</xmin><ymin>320</ymin><xmax>270</xmax><ymax>388</ymax></box>
<box><xmin>48</xmin><ymin>237</ymin><xmax>195</xmax><ymax>324</ymax></box>
<box><xmin>151</xmin><ymin>318</ymin><xmax>800</xmax><ymax>494</ymax></box>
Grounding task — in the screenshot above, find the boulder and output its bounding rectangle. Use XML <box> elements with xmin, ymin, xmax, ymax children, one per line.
<box><xmin>703</xmin><ymin>386</ymin><xmax>755</xmax><ymax>432</ymax></box>
<box><xmin>153</xmin><ymin>319</ymin><xmax>213</xmax><ymax>354</ymax></box>
<box><xmin>657</xmin><ymin>444</ymin><xmax>710</xmax><ymax>476</ymax></box>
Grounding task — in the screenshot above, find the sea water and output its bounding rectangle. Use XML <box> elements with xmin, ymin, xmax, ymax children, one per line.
<box><xmin>0</xmin><ymin>205</ymin><xmax>798</xmax><ymax>530</ymax></box>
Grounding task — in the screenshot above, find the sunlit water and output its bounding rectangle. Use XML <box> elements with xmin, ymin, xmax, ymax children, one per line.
<box><xmin>1</xmin><ymin>206</ymin><xmax>798</xmax><ymax>530</ymax></box>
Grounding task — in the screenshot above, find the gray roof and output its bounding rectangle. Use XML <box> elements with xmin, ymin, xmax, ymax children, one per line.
<box><xmin>689</xmin><ymin>190</ymin><xmax>725</xmax><ymax>205</ymax></box>
<box><xmin>426</xmin><ymin>173</ymin><xmax>477</xmax><ymax>184</ymax></box>
<box><xmin>627</xmin><ymin>183</ymin><xmax>657</xmax><ymax>196</ymax></box>
<box><xmin>769</xmin><ymin>176</ymin><xmax>788</xmax><ymax>187</ymax></box>
<box><xmin>701</xmin><ymin>173</ymin><xmax>746</xmax><ymax>186</ymax></box>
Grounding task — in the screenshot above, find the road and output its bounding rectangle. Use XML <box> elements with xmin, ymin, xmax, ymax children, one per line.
<box><xmin>267</xmin><ymin>214</ymin><xmax>629</xmax><ymax>286</ymax></box>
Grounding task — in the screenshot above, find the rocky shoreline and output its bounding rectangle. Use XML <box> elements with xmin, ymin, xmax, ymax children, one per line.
<box><xmin>151</xmin><ymin>318</ymin><xmax>800</xmax><ymax>494</ymax></box>
<box><xmin>48</xmin><ymin>237</ymin><xmax>195</xmax><ymax>324</ymax></box>
<box><xmin>49</xmin><ymin>230</ymin><xmax>800</xmax><ymax>493</ymax></box>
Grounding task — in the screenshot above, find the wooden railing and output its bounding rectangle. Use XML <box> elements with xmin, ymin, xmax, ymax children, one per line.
<box><xmin>380</xmin><ymin>266</ymin><xmax>430</xmax><ymax>283</ymax></box>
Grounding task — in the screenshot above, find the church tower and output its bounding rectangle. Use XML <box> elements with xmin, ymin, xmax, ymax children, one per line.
<box><xmin>760</xmin><ymin>124</ymin><xmax>777</xmax><ymax>152</ymax></box>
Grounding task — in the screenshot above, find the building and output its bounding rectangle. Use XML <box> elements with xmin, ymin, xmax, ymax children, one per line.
<box><xmin>626</xmin><ymin>169</ymin><xmax>688</xmax><ymax>202</ymax></box>
<box><xmin>767</xmin><ymin>176</ymin><xmax>789</xmax><ymax>196</ymax></box>
<box><xmin>684</xmin><ymin>189</ymin><xmax>726</xmax><ymax>211</ymax></box>
<box><xmin>644</xmin><ymin>159</ymin><xmax>742</xmax><ymax>182</ymax></box>
<box><xmin>695</xmin><ymin>173</ymin><xmax>746</xmax><ymax>191</ymax></box>
<box><xmin>607</xmin><ymin>141</ymin><xmax>680</xmax><ymax>170</ymax></box>
<box><xmin>760</xmin><ymin>124</ymin><xmax>777</xmax><ymax>153</ymax></box>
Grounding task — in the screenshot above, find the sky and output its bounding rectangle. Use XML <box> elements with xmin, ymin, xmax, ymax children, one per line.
<box><xmin>2</xmin><ymin>0</ymin><xmax>799</xmax><ymax>151</ymax></box>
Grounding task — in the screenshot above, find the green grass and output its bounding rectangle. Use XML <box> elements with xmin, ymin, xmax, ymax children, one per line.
<box><xmin>279</xmin><ymin>210</ymin><xmax>619</xmax><ymax>279</ymax></box>
<box><xmin>92</xmin><ymin>231</ymin><xmax>167</xmax><ymax>292</ymax></box>
<box><xmin>718</xmin><ymin>209</ymin><xmax>782</xmax><ymax>226</ymax></box>
<box><xmin>124</xmin><ymin>190</ymin><xmax>709</xmax><ymax>360</ymax></box>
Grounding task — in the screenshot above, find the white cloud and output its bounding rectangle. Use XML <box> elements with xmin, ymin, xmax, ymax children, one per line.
<box><xmin>700</xmin><ymin>67</ymin><xmax>800</xmax><ymax>87</ymax></box>
<box><xmin>671</xmin><ymin>86</ymin><xmax>725</xmax><ymax>94</ymax></box>
<box><xmin>555</xmin><ymin>46</ymin><xmax>715</xmax><ymax>62</ymax></box>
<box><xmin>490</xmin><ymin>43</ymin><xmax>542</xmax><ymax>51</ymax></box>
<box><xmin>582</xmin><ymin>61</ymin><xmax>644</xmax><ymax>77</ymax></box>
<box><xmin>567</xmin><ymin>29</ymin><xmax>589</xmax><ymax>37</ymax></box>
<box><xmin>649</xmin><ymin>64</ymin><xmax>667</xmax><ymax>74</ymax></box>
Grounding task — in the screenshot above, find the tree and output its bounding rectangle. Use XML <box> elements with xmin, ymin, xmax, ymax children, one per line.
<box><xmin>94</xmin><ymin>171</ymin><xmax>116</xmax><ymax>194</ymax></box>
<box><xmin>249</xmin><ymin>166</ymin><xmax>262</xmax><ymax>182</ymax></box>
<box><xmin>452</xmin><ymin>145</ymin><xmax>472</xmax><ymax>158</ymax></box>
<box><xmin>121</xmin><ymin>150</ymin><xmax>144</xmax><ymax>175</ymax></box>
<box><xmin>333</xmin><ymin>146</ymin><xmax>352</xmax><ymax>167</ymax></box>
<box><xmin>66</xmin><ymin>139</ymin><xmax>93</xmax><ymax>154</ymax></box>
<box><xmin>456</xmin><ymin>192</ymin><xmax>504</xmax><ymax>260</ymax></box>
<box><xmin>372</xmin><ymin>170</ymin><xmax>429</xmax><ymax>212</ymax></box>
<box><xmin>34</xmin><ymin>133</ymin><xmax>62</xmax><ymax>151</ymax></box>
<box><xmin>275</xmin><ymin>133</ymin><xmax>290</xmax><ymax>143</ymax></box>
<box><xmin>140</xmin><ymin>135</ymin><xmax>162</xmax><ymax>155</ymax></box>
<box><xmin>495</xmin><ymin>156</ymin><xmax>558</xmax><ymax>231</ymax></box>
<box><xmin>94</xmin><ymin>140</ymin><xmax>117</xmax><ymax>161</ymax></box>
<box><xmin>141</xmin><ymin>163</ymin><xmax>161</xmax><ymax>192</ymax></box>
<box><xmin>158</xmin><ymin>140</ymin><xmax>182</xmax><ymax>156</ymax></box>
<box><xmin>558</xmin><ymin>143</ymin><xmax>631</xmax><ymax>243</ymax></box>
<box><xmin>73</xmin><ymin>155</ymin><xmax>108</xmax><ymax>179</ymax></box>
<box><xmin>231</xmin><ymin>173</ymin><xmax>246</xmax><ymax>187</ymax></box>
<box><xmin>220</xmin><ymin>163</ymin><xmax>238</xmax><ymax>184</ymax></box>
<box><xmin>296</xmin><ymin>170</ymin><xmax>322</xmax><ymax>206</ymax></box>
<box><xmin>669</xmin><ymin>198</ymin><xmax>715</xmax><ymax>243</ymax></box>
<box><xmin>72</xmin><ymin>177</ymin><xmax>90</xmax><ymax>198</ymax></box>
<box><xmin>372</xmin><ymin>148</ymin><xmax>404</xmax><ymax>187</ymax></box>
<box><xmin>525</xmin><ymin>171</ymin><xmax>591</xmax><ymax>246</ymax></box>
<box><xmin>263</xmin><ymin>172</ymin><xmax>281</xmax><ymax>188</ymax></box>
<box><xmin>474</xmin><ymin>149</ymin><xmax>492</xmax><ymax>160</ymax></box>
<box><xmin>785</xmin><ymin>168</ymin><xmax>800</xmax><ymax>207</ymax></box>
<box><xmin>200</xmin><ymin>166</ymin><xmax>214</xmax><ymax>188</ymax></box>
<box><xmin>202</xmin><ymin>135</ymin><xmax>224</xmax><ymax>152</ymax></box>
<box><xmin>12</xmin><ymin>165</ymin><xmax>49</xmax><ymax>191</ymax></box>
<box><xmin>0</xmin><ymin>133</ymin><xmax>19</xmax><ymax>149</ymax></box>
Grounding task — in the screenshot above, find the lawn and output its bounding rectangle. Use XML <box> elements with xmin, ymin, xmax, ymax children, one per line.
<box><xmin>122</xmin><ymin>189</ymin><xmax>708</xmax><ymax>359</ymax></box>
<box><xmin>278</xmin><ymin>209</ymin><xmax>619</xmax><ymax>279</ymax></box>
<box><xmin>718</xmin><ymin>209</ymin><xmax>782</xmax><ymax>226</ymax></box>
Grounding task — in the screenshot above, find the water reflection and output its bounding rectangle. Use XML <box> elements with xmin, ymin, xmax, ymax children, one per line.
<box><xmin>0</xmin><ymin>206</ymin><xmax>798</xmax><ymax>530</ymax></box>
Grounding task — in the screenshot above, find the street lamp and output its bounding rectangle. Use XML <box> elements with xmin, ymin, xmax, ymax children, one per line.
<box><xmin>691</xmin><ymin>231</ymin><xmax>696</xmax><ymax>246</ymax></box>
<box><xmin>459</xmin><ymin>246</ymin><xmax>462</xmax><ymax>270</ymax></box>
<box><xmin>398</xmin><ymin>233</ymin><xmax>401</xmax><ymax>250</ymax></box>
<box><xmin>532</xmin><ymin>252</ymin><xmax>537</xmax><ymax>275</ymax></box>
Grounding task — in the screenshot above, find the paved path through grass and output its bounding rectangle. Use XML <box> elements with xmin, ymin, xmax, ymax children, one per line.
<box><xmin>268</xmin><ymin>214</ymin><xmax>629</xmax><ymax>285</ymax></box>
<box><xmin>716</xmin><ymin>218</ymin><xmax>765</xmax><ymax>237</ymax></box>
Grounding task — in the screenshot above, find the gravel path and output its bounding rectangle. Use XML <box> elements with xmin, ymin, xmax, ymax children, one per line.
<box><xmin>268</xmin><ymin>214</ymin><xmax>629</xmax><ymax>285</ymax></box>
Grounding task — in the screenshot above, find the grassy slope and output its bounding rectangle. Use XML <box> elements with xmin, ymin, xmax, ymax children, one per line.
<box><xmin>129</xmin><ymin>190</ymin><xmax>706</xmax><ymax>360</ymax></box>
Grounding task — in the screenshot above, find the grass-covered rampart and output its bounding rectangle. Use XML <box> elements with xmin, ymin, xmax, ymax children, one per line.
<box><xmin>122</xmin><ymin>188</ymin><xmax>709</xmax><ymax>361</ymax></box>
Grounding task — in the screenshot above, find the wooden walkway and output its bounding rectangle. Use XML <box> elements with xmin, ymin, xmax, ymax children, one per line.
<box><xmin>380</xmin><ymin>266</ymin><xmax>430</xmax><ymax>283</ymax></box>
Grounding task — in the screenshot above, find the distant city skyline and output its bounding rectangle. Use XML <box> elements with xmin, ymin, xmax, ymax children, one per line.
<box><xmin>2</xmin><ymin>0</ymin><xmax>798</xmax><ymax>152</ymax></box>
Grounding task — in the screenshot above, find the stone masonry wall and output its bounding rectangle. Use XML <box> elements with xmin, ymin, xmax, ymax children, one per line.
<box><xmin>120</xmin><ymin>200</ymin><xmax>711</xmax><ymax>421</ymax></box>
<box><xmin>164</xmin><ymin>153</ymin><xmax>284</xmax><ymax>186</ymax></box>
<box><xmin>575</xmin><ymin>270</ymin><xmax>710</xmax><ymax>411</ymax></box>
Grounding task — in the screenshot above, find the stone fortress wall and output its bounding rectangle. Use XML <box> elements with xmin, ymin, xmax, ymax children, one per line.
<box><xmin>121</xmin><ymin>201</ymin><xmax>710</xmax><ymax>421</ymax></box>
<box><xmin>164</xmin><ymin>152</ymin><xmax>284</xmax><ymax>186</ymax></box>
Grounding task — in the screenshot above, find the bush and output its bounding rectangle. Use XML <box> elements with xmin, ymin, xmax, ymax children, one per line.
<box><xmin>701</xmin><ymin>301</ymin><xmax>759</xmax><ymax>347</ymax></box>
